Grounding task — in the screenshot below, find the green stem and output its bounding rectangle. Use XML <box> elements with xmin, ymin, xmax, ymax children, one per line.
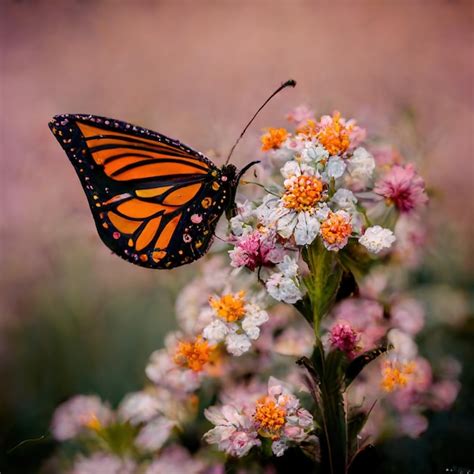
<box><xmin>303</xmin><ymin>238</ymin><xmax>347</xmax><ymax>474</ymax></box>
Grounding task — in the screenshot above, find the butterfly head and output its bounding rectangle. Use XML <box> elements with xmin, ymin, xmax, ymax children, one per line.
<box><xmin>222</xmin><ymin>161</ymin><xmax>260</xmax><ymax>220</ymax></box>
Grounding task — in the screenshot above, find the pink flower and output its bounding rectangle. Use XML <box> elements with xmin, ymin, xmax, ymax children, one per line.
<box><xmin>390</xmin><ymin>298</ymin><xmax>425</xmax><ymax>335</ymax></box>
<box><xmin>330</xmin><ymin>298</ymin><xmax>386</xmax><ymax>350</ymax></box>
<box><xmin>429</xmin><ymin>380</ymin><xmax>461</xmax><ymax>411</ymax></box>
<box><xmin>374</xmin><ymin>164</ymin><xmax>428</xmax><ymax>214</ymax></box>
<box><xmin>204</xmin><ymin>404</ymin><xmax>261</xmax><ymax>457</ymax></box>
<box><xmin>145</xmin><ymin>445</ymin><xmax>206</xmax><ymax>474</ymax></box>
<box><xmin>71</xmin><ymin>453</ymin><xmax>136</xmax><ymax>474</ymax></box>
<box><xmin>229</xmin><ymin>230</ymin><xmax>285</xmax><ymax>271</ymax></box>
<box><xmin>286</xmin><ymin>105</ymin><xmax>315</xmax><ymax>126</ymax></box>
<box><xmin>329</xmin><ymin>323</ymin><xmax>360</xmax><ymax>358</ymax></box>
<box><xmin>51</xmin><ymin>395</ymin><xmax>113</xmax><ymax>441</ymax></box>
<box><xmin>398</xmin><ymin>413</ymin><xmax>428</xmax><ymax>438</ymax></box>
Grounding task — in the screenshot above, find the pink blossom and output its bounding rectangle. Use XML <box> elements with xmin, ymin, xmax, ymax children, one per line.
<box><xmin>331</xmin><ymin>298</ymin><xmax>386</xmax><ymax>350</ymax></box>
<box><xmin>398</xmin><ymin>413</ymin><xmax>428</xmax><ymax>438</ymax></box>
<box><xmin>145</xmin><ymin>445</ymin><xmax>205</xmax><ymax>474</ymax></box>
<box><xmin>51</xmin><ymin>395</ymin><xmax>113</xmax><ymax>441</ymax></box>
<box><xmin>372</xmin><ymin>146</ymin><xmax>402</xmax><ymax>168</ymax></box>
<box><xmin>286</xmin><ymin>105</ymin><xmax>315</xmax><ymax>126</ymax></box>
<box><xmin>71</xmin><ymin>453</ymin><xmax>136</xmax><ymax>474</ymax></box>
<box><xmin>429</xmin><ymin>380</ymin><xmax>461</xmax><ymax>411</ymax></box>
<box><xmin>329</xmin><ymin>323</ymin><xmax>360</xmax><ymax>358</ymax></box>
<box><xmin>229</xmin><ymin>230</ymin><xmax>285</xmax><ymax>271</ymax></box>
<box><xmin>203</xmin><ymin>404</ymin><xmax>260</xmax><ymax>457</ymax></box>
<box><xmin>390</xmin><ymin>298</ymin><xmax>425</xmax><ymax>335</ymax></box>
<box><xmin>374</xmin><ymin>164</ymin><xmax>428</xmax><ymax>214</ymax></box>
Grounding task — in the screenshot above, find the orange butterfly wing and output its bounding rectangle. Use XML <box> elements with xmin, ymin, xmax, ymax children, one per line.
<box><xmin>49</xmin><ymin>114</ymin><xmax>234</xmax><ymax>268</ymax></box>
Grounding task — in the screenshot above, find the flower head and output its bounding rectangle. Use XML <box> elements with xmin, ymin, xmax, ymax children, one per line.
<box><xmin>254</xmin><ymin>397</ymin><xmax>287</xmax><ymax>439</ymax></box>
<box><xmin>329</xmin><ymin>323</ymin><xmax>360</xmax><ymax>358</ymax></box>
<box><xmin>286</xmin><ymin>105</ymin><xmax>315</xmax><ymax>125</ymax></box>
<box><xmin>229</xmin><ymin>229</ymin><xmax>285</xmax><ymax>271</ymax></box>
<box><xmin>359</xmin><ymin>225</ymin><xmax>396</xmax><ymax>254</ymax></box>
<box><xmin>173</xmin><ymin>335</ymin><xmax>214</xmax><ymax>372</ymax></box>
<box><xmin>381</xmin><ymin>360</ymin><xmax>416</xmax><ymax>392</ymax></box>
<box><xmin>204</xmin><ymin>404</ymin><xmax>261</xmax><ymax>457</ymax></box>
<box><xmin>203</xmin><ymin>291</ymin><xmax>269</xmax><ymax>356</ymax></box>
<box><xmin>261</xmin><ymin>128</ymin><xmax>289</xmax><ymax>151</ymax></box>
<box><xmin>282</xmin><ymin>174</ymin><xmax>324</xmax><ymax>212</ymax></box>
<box><xmin>320</xmin><ymin>210</ymin><xmax>352</xmax><ymax>251</ymax></box>
<box><xmin>374</xmin><ymin>164</ymin><xmax>428</xmax><ymax>214</ymax></box>
<box><xmin>51</xmin><ymin>395</ymin><xmax>113</xmax><ymax>441</ymax></box>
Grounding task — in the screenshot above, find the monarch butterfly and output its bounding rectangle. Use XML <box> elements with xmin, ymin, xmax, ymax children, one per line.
<box><xmin>49</xmin><ymin>80</ymin><xmax>296</xmax><ymax>269</ymax></box>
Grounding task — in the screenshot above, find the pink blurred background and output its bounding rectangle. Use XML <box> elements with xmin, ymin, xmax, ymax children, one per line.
<box><xmin>1</xmin><ymin>0</ymin><xmax>473</xmax><ymax>324</ymax></box>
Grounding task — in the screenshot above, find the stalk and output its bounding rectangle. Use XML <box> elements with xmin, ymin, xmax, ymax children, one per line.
<box><xmin>303</xmin><ymin>238</ymin><xmax>347</xmax><ymax>474</ymax></box>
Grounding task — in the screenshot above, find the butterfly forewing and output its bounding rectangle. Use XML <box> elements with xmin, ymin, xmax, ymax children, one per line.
<box><xmin>49</xmin><ymin>114</ymin><xmax>233</xmax><ymax>269</ymax></box>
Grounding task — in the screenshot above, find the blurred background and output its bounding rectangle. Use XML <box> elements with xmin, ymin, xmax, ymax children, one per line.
<box><xmin>1</xmin><ymin>1</ymin><xmax>473</xmax><ymax>472</ymax></box>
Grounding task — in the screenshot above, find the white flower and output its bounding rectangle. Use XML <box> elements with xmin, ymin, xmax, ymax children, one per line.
<box><xmin>229</xmin><ymin>201</ymin><xmax>256</xmax><ymax>236</ymax></box>
<box><xmin>241</xmin><ymin>304</ymin><xmax>269</xmax><ymax>340</ymax></box>
<box><xmin>202</xmin><ymin>319</ymin><xmax>229</xmax><ymax>343</ymax></box>
<box><xmin>203</xmin><ymin>292</ymin><xmax>269</xmax><ymax>356</ymax></box>
<box><xmin>359</xmin><ymin>226</ymin><xmax>396</xmax><ymax>253</ymax></box>
<box><xmin>347</xmin><ymin>147</ymin><xmax>375</xmax><ymax>183</ymax></box>
<box><xmin>226</xmin><ymin>333</ymin><xmax>252</xmax><ymax>356</ymax></box>
<box><xmin>135</xmin><ymin>417</ymin><xmax>176</xmax><ymax>451</ymax></box>
<box><xmin>301</xmin><ymin>144</ymin><xmax>329</xmax><ymax>164</ymax></box>
<box><xmin>266</xmin><ymin>273</ymin><xmax>302</xmax><ymax>304</ymax></box>
<box><xmin>332</xmin><ymin>188</ymin><xmax>357</xmax><ymax>209</ymax></box>
<box><xmin>388</xmin><ymin>328</ymin><xmax>418</xmax><ymax>360</ymax></box>
<box><xmin>294</xmin><ymin>211</ymin><xmax>320</xmax><ymax>245</ymax></box>
<box><xmin>118</xmin><ymin>391</ymin><xmax>162</xmax><ymax>426</ymax></box>
<box><xmin>326</xmin><ymin>156</ymin><xmax>347</xmax><ymax>179</ymax></box>
<box><xmin>272</xmin><ymin>439</ymin><xmax>288</xmax><ymax>457</ymax></box>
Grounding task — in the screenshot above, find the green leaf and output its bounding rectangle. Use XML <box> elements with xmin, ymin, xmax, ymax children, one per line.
<box><xmin>319</xmin><ymin>350</ymin><xmax>348</xmax><ymax>474</ymax></box>
<box><xmin>345</xmin><ymin>343</ymin><xmax>392</xmax><ymax>388</ymax></box>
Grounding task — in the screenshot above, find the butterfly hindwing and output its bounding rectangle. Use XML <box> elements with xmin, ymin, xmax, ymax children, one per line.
<box><xmin>49</xmin><ymin>114</ymin><xmax>234</xmax><ymax>269</ymax></box>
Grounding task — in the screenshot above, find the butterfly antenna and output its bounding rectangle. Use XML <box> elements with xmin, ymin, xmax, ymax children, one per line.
<box><xmin>225</xmin><ymin>79</ymin><xmax>296</xmax><ymax>165</ymax></box>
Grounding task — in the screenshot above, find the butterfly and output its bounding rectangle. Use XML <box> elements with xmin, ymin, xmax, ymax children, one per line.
<box><xmin>49</xmin><ymin>80</ymin><xmax>295</xmax><ymax>269</ymax></box>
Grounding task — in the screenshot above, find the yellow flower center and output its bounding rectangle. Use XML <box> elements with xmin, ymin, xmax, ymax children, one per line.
<box><xmin>173</xmin><ymin>336</ymin><xmax>213</xmax><ymax>372</ymax></box>
<box><xmin>254</xmin><ymin>397</ymin><xmax>287</xmax><ymax>439</ymax></box>
<box><xmin>282</xmin><ymin>175</ymin><xmax>324</xmax><ymax>212</ymax></box>
<box><xmin>320</xmin><ymin>212</ymin><xmax>352</xmax><ymax>246</ymax></box>
<box><xmin>261</xmin><ymin>128</ymin><xmax>288</xmax><ymax>151</ymax></box>
<box><xmin>316</xmin><ymin>111</ymin><xmax>352</xmax><ymax>156</ymax></box>
<box><xmin>209</xmin><ymin>291</ymin><xmax>246</xmax><ymax>322</ymax></box>
<box><xmin>381</xmin><ymin>361</ymin><xmax>416</xmax><ymax>392</ymax></box>
<box><xmin>82</xmin><ymin>414</ymin><xmax>102</xmax><ymax>432</ymax></box>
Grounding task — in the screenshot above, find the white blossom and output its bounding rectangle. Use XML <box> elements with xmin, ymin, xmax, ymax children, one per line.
<box><xmin>225</xmin><ymin>333</ymin><xmax>253</xmax><ymax>356</ymax></box>
<box><xmin>347</xmin><ymin>147</ymin><xmax>375</xmax><ymax>183</ymax></box>
<box><xmin>332</xmin><ymin>188</ymin><xmax>357</xmax><ymax>209</ymax></box>
<box><xmin>326</xmin><ymin>156</ymin><xmax>347</xmax><ymax>179</ymax></box>
<box><xmin>359</xmin><ymin>226</ymin><xmax>396</xmax><ymax>253</ymax></box>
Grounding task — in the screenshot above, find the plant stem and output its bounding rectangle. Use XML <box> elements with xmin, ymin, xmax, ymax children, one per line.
<box><xmin>303</xmin><ymin>239</ymin><xmax>347</xmax><ymax>474</ymax></box>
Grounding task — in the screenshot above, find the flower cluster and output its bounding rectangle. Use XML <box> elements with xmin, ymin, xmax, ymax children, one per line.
<box><xmin>47</xmin><ymin>105</ymin><xmax>457</xmax><ymax>473</ymax></box>
<box><xmin>204</xmin><ymin>377</ymin><xmax>314</xmax><ymax>457</ymax></box>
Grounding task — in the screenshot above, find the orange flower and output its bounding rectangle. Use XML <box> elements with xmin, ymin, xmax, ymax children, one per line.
<box><xmin>381</xmin><ymin>360</ymin><xmax>416</xmax><ymax>392</ymax></box>
<box><xmin>174</xmin><ymin>336</ymin><xmax>214</xmax><ymax>372</ymax></box>
<box><xmin>282</xmin><ymin>174</ymin><xmax>324</xmax><ymax>212</ymax></box>
<box><xmin>320</xmin><ymin>211</ymin><xmax>352</xmax><ymax>250</ymax></box>
<box><xmin>316</xmin><ymin>111</ymin><xmax>352</xmax><ymax>155</ymax></box>
<box><xmin>254</xmin><ymin>396</ymin><xmax>287</xmax><ymax>439</ymax></box>
<box><xmin>209</xmin><ymin>291</ymin><xmax>246</xmax><ymax>322</ymax></box>
<box><xmin>261</xmin><ymin>128</ymin><xmax>288</xmax><ymax>151</ymax></box>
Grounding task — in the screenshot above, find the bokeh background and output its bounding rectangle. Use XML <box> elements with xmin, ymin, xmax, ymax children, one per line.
<box><xmin>1</xmin><ymin>1</ymin><xmax>473</xmax><ymax>472</ymax></box>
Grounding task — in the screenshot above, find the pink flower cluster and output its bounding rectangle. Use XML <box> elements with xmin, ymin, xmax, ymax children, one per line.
<box><xmin>204</xmin><ymin>377</ymin><xmax>314</xmax><ymax>458</ymax></box>
<box><xmin>374</xmin><ymin>163</ymin><xmax>428</xmax><ymax>214</ymax></box>
<box><xmin>229</xmin><ymin>229</ymin><xmax>285</xmax><ymax>271</ymax></box>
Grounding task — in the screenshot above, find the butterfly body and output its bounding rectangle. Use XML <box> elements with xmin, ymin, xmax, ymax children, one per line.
<box><xmin>49</xmin><ymin>114</ymin><xmax>247</xmax><ymax>269</ymax></box>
